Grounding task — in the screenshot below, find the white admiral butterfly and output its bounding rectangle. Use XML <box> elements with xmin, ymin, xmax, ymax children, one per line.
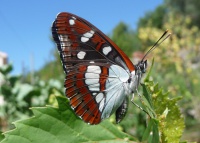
<box><xmin>52</xmin><ymin>12</ymin><xmax>170</xmax><ymax>124</ymax></box>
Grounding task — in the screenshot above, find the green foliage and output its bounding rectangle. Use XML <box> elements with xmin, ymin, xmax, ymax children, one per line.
<box><xmin>35</xmin><ymin>53</ymin><xmax>64</xmax><ymax>81</ymax></box>
<box><xmin>0</xmin><ymin>64</ymin><xmax>29</xmax><ymax>130</ymax></box>
<box><xmin>0</xmin><ymin>64</ymin><xmax>63</xmax><ymax>131</ymax></box>
<box><xmin>27</xmin><ymin>50</ymin><xmax>64</xmax><ymax>82</ymax></box>
<box><xmin>139</xmin><ymin>60</ymin><xmax>185</xmax><ymax>143</ymax></box>
<box><xmin>165</xmin><ymin>0</ymin><xmax>200</xmax><ymax>28</ymax></box>
<box><xmin>111</xmin><ymin>22</ymin><xmax>141</xmax><ymax>56</ymax></box>
<box><xmin>142</xmin><ymin>118</ymin><xmax>159</xmax><ymax>143</ymax></box>
<box><xmin>0</xmin><ymin>62</ymin><xmax>186</xmax><ymax>143</ymax></box>
<box><xmin>142</xmin><ymin>79</ymin><xmax>185</xmax><ymax>143</ymax></box>
<box><xmin>138</xmin><ymin>0</ymin><xmax>200</xmax><ymax>29</ymax></box>
<box><xmin>1</xmin><ymin>95</ymin><xmax>137</xmax><ymax>143</ymax></box>
<box><xmin>2</xmin><ymin>1</ymin><xmax>200</xmax><ymax>141</ymax></box>
<box><xmin>138</xmin><ymin>3</ymin><xmax>200</xmax><ymax>140</ymax></box>
<box><xmin>138</xmin><ymin>5</ymin><xmax>166</xmax><ymax>29</ymax></box>
<box><xmin>0</xmin><ymin>132</ymin><xmax>4</xmax><ymax>142</ymax></box>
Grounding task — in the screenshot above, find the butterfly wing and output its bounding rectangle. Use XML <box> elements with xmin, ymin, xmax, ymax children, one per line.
<box><xmin>52</xmin><ymin>12</ymin><xmax>135</xmax><ymax>124</ymax></box>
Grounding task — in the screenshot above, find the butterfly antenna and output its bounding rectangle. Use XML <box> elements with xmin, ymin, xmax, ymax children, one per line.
<box><xmin>141</xmin><ymin>30</ymin><xmax>171</xmax><ymax>61</ymax></box>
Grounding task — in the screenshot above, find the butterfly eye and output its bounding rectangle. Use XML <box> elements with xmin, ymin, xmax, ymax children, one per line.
<box><xmin>140</xmin><ymin>60</ymin><xmax>147</xmax><ymax>73</ymax></box>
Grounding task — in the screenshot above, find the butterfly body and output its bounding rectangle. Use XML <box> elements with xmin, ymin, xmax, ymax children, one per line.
<box><xmin>52</xmin><ymin>12</ymin><xmax>147</xmax><ymax>124</ymax></box>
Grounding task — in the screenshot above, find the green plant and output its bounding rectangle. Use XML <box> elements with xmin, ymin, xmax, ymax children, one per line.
<box><xmin>0</xmin><ymin>62</ymin><xmax>186</xmax><ymax>143</ymax></box>
<box><xmin>0</xmin><ymin>64</ymin><xmax>63</xmax><ymax>131</ymax></box>
<box><xmin>141</xmin><ymin>60</ymin><xmax>185</xmax><ymax>142</ymax></box>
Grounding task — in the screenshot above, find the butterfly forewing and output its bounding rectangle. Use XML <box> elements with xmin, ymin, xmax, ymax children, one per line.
<box><xmin>52</xmin><ymin>12</ymin><xmax>135</xmax><ymax>124</ymax></box>
<box><xmin>52</xmin><ymin>12</ymin><xmax>135</xmax><ymax>72</ymax></box>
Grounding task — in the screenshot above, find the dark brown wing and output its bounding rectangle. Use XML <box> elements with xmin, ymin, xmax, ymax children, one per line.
<box><xmin>51</xmin><ymin>12</ymin><xmax>134</xmax><ymax>124</ymax></box>
<box><xmin>52</xmin><ymin>12</ymin><xmax>135</xmax><ymax>73</ymax></box>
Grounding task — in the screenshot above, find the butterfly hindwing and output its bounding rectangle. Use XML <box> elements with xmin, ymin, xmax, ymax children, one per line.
<box><xmin>63</xmin><ymin>62</ymin><xmax>130</xmax><ymax>124</ymax></box>
<box><xmin>64</xmin><ymin>63</ymin><xmax>108</xmax><ymax>124</ymax></box>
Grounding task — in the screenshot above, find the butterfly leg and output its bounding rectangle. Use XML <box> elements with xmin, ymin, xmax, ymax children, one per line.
<box><xmin>131</xmin><ymin>91</ymin><xmax>150</xmax><ymax>117</ymax></box>
<box><xmin>136</xmin><ymin>88</ymin><xmax>145</xmax><ymax>103</ymax></box>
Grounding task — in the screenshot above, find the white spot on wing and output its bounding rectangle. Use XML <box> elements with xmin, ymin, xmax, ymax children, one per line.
<box><xmin>88</xmin><ymin>84</ymin><xmax>100</xmax><ymax>91</ymax></box>
<box><xmin>87</xmin><ymin>66</ymin><xmax>101</xmax><ymax>73</ymax></box>
<box><xmin>83</xmin><ymin>30</ymin><xmax>94</xmax><ymax>38</ymax></box>
<box><xmin>103</xmin><ymin>46</ymin><xmax>112</xmax><ymax>55</ymax></box>
<box><xmin>85</xmin><ymin>73</ymin><xmax>99</xmax><ymax>79</ymax></box>
<box><xmin>85</xmin><ymin>73</ymin><xmax>99</xmax><ymax>85</ymax></box>
<box><xmin>81</xmin><ymin>30</ymin><xmax>95</xmax><ymax>42</ymax></box>
<box><xmin>69</xmin><ymin>19</ymin><xmax>75</xmax><ymax>25</ymax></box>
<box><xmin>95</xmin><ymin>93</ymin><xmax>104</xmax><ymax>103</ymax></box>
<box><xmin>85</xmin><ymin>65</ymin><xmax>101</xmax><ymax>92</ymax></box>
<box><xmin>81</xmin><ymin>37</ymin><xmax>89</xmax><ymax>42</ymax></box>
<box><xmin>77</xmin><ymin>51</ymin><xmax>86</xmax><ymax>59</ymax></box>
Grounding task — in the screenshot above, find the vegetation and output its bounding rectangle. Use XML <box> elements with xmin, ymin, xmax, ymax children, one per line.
<box><xmin>1</xmin><ymin>0</ymin><xmax>200</xmax><ymax>142</ymax></box>
<box><xmin>0</xmin><ymin>64</ymin><xmax>63</xmax><ymax>132</ymax></box>
<box><xmin>0</xmin><ymin>62</ymin><xmax>185</xmax><ymax>143</ymax></box>
<box><xmin>137</xmin><ymin>1</ymin><xmax>200</xmax><ymax>142</ymax></box>
<box><xmin>111</xmin><ymin>22</ymin><xmax>141</xmax><ymax>56</ymax></box>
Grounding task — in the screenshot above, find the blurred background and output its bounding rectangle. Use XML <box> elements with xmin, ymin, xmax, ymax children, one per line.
<box><xmin>0</xmin><ymin>0</ymin><xmax>200</xmax><ymax>142</ymax></box>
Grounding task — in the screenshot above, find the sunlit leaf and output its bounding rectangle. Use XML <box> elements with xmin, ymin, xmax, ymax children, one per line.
<box><xmin>142</xmin><ymin>118</ymin><xmax>153</xmax><ymax>141</ymax></box>
<box><xmin>140</xmin><ymin>60</ymin><xmax>185</xmax><ymax>143</ymax></box>
<box><xmin>1</xmin><ymin>96</ymin><xmax>137</xmax><ymax>143</ymax></box>
<box><xmin>151</xmin><ymin>119</ymin><xmax>159</xmax><ymax>143</ymax></box>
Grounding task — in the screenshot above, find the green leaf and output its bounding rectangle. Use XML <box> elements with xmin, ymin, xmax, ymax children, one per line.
<box><xmin>0</xmin><ymin>64</ymin><xmax>13</xmax><ymax>75</ymax></box>
<box><xmin>143</xmin><ymin>78</ymin><xmax>185</xmax><ymax>142</ymax></box>
<box><xmin>142</xmin><ymin>118</ymin><xmax>159</xmax><ymax>143</ymax></box>
<box><xmin>14</xmin><ymin>84</ymin><xmax>34</xmax><ymax>101</ymax></box>
<box><xmin>156</xmin><ymin>95</ymin><xmax>185</xmax><ymax>143</ymax></box>
<box><xmin>8</xmin><ymin>76</ymin><xmax>20</xmax><ymax>87</ymax></box>
<box><xmin>140</xmin><ymin>59</ymin><xmax>156</xmax><ymax>118</ymax></box>
<box><xmin>0</xmin><ymin>132</ymin><xmax>4</xmax><ymax>142</ymax></box>
<box><xmin>1</xmin><ymin>96</ymin><xmax>137</xmax><ymax>143</ymax></box>
<box><xmin>151</xmin><ymin>119</ymin><xmax>159</xmax><ymax>143</ymax></box>
<box><xmin>141</xmin><ymin>83</ymin><xmax>156</xmax><ymax>118</ymax></box>
<box><xmin>140</xmin><ymin>60</ymin><xmax>185</xmax><ymax>143</ymax></box>
<box><xmin>142</xmin><ymin>118</ymin><xmax>153</xmax><ymax>141</ymax></box>
<box><xmin>144</xmin><ymin>58</ymin><xmax>154</xmax><ymax>83</ymax></box>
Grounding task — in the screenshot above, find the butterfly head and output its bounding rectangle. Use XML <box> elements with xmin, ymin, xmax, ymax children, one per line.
<box><xmin>133</xmin><ymin>60</ymin><xmax>147</xmax><ymax>86</ymax></box>
<box><xmin>136</xmin><ymin>60</ymin><xmax>147</xmax><ymax>74</ymax></box>
<box><xmin>127</xmin><ymin>60</ymin><xmax>147</xmax><ymax>95</ymax></box>
<box><xmin>133</xmin><ymin>29</ymin><xmax>171</xmax><ymax>78</ymax></box>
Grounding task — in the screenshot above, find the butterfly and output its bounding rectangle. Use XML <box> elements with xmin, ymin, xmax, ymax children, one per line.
<box><xmin>51</xmin><ymin>12</ymin><xmax>170</xmax><ymax>125</ymax></box>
